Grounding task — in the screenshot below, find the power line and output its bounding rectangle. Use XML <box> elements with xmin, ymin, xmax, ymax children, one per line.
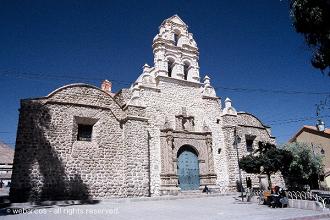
<box><xmin>0</xmin><ymin>70</ymin><xmax>131</xmax><ymax>86</ymax></box>
<box><xmin>267</xmin><ymin>115</ymin><xmax>330</xmax><ymax>125</ymax></box>
<box><xmin>1</xmin><ymin>70</ymin><xmax>330</xmax><ymax>96</ymax></box>
<box><xmin>266</xmin><ymin>115</ymin><xmax>324</xmax><ymax>123</ymax></box>
<box><xmin>214</xmin><ymin>86</ymin><xmax>330</xmax><ymax>96</ymax></box>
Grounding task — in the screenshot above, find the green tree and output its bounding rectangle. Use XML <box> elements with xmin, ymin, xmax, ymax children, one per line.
<box><xmin>290</xmin><ymin>0</ymin><xmax>330</xmax><ymax>75</ymax></box>
<box><xmin>282</xmin><ymin>142</ymin><xmax>324</xmax><ymax>190</ymax></box>
<box><xmin>239</xmin><ymin>142</ymin><xmax>293</xmax><ymax>189</ymax></box>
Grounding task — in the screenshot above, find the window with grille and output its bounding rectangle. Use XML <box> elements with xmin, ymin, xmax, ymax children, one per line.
<box><xmin>246</xmin><ymin>138</ymin><xmax>254</xmax><ymax>152</ymax></box>
<box><xmin>77</xmin><ymin>124</ymin><xmax>93</xmax><ymax>141</ymax></box>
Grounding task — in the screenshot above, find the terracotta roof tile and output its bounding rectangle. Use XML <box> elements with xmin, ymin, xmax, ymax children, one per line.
<box><xmin>303</xmin><ymin>125</ymin><xmax>330</xmax><ymax>135</ymax></box>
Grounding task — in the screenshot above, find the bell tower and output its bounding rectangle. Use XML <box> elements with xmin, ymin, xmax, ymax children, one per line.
<box><xmin>152</xmin><ymin>15</ymin><xmax>200</xmax><ymax>82</ymax></box>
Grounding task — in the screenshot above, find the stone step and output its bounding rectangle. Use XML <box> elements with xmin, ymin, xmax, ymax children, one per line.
<box><xmin>179</xmin><ymin>190</ymin><xmax>202</xmax><ymax>194</ymax></box>
<box><xmin>179</xmin><ymin>190</ymin><xmax>222</xmax><ymax>196</ymax></box>
<box><xmin>130</xmin><ymin>192</ymin><xmax>236</xmax><ymax>202</ymax></box>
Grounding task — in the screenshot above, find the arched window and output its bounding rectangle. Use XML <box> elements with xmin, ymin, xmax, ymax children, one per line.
<box><xmin>183</xmin><ymin>61</ymin><xmax>190</xmax><ymax>80</ymax></box>
<box><xmin>167</xmin><ymin>58</ymin><xmax>175</xmax><ymax>77</ymax></box>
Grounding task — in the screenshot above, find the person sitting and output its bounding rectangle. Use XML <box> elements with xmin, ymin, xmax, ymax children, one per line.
<box><xmin>263</xmin><ymin>190</ymin><xmax>271</xmax><ymax>205</ymax></box>
<box><xmin>279</xmin><ymin>188</ymin><xmax>288</xmax><ymax>208</ymax></box>
<box><xmin>202</xmin><ymin>185</ymin><xmax>210</xmax><ymax>194</ymax></box>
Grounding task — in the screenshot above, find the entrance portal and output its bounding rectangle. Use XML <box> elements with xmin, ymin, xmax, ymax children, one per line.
<box><xmin>177</xmin><ymin>146</ymin><xmax>200</xmax><ymax>190</ymax></box>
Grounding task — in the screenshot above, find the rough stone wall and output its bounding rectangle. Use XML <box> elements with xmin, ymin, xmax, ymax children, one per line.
<box><xmin>10</xmin><ymin>84</ymin><xmax>150</xmax><ymax>202</ymax></box>
<box><xmin>123</xmin><ymin>115</ymin><xmax>150</xmax><ymax>197</ymax></box>
<box><xmin>138</xmin><ymin>76</ymin><xmax>227</xmax><ymax>195</ymax></box>
<box><xmin>221</xmin><ymin>115</ymin><xmax>239</xmax><ymax>190</ymax></box>
<box><xmin>222</xmin><ymin>112</ymin><xmax>284</xmax><ymax>191</ymax></box>
<box><xmin>11</xmin><ymin>80</ymin><xmax>283</xmax><ymax>201</ymax></box>
<box><xmin>114</xmin><ymin>88</ymin><xmax>132</xmax><ymax>108</ymax></box>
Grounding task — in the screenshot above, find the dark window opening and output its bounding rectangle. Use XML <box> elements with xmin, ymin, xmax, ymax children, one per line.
<box><xmin>183</xmin><ymin>62</ymin><xmax>190</xmax><ymax>80</ymax></box>
<box><xmin>246</xmin><ymin>139</ymin><xmax>254</xmax><ymax>152</ymax></box>
<box><xmin>168</xmin><ymin>59</ymin><xmax>174</xmax><ymax>77</ymax></box>
<box><xmin>174</xmin><ymin>33</ymin><xmax>179</xmax><ymax>46</ymax></box>
<box><xmin>77</xmin><ymin>124</ymin><xmax>93</xmax><ymax>141</ymax></box>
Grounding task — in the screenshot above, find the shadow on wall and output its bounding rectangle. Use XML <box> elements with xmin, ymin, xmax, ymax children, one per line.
<box><xmin>9</xmin><ymin>102</ymin><xmax>91</xmax><ymax>203</ymax></box>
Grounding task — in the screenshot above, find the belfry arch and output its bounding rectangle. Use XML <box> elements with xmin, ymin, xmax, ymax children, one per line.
<box><xmin>167</xmin><ymin>57</ymin><xmax>175</xmax><ymax>77</ymax></box>
<box><xmin>152</xmin><ymin>15</ymin><xmax>200</xmax><ymax>83</ymax></box>
<box><xmin>183</xmin><ymin>61</ymin><xmax>191</xmax><ymax>80</ymax></box>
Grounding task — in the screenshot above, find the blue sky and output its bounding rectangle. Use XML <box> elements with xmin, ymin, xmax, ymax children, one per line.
<box><xmin>0</xmin><ymin>0</ymin><xmax>329</xmax><ymax>147</ymax></box>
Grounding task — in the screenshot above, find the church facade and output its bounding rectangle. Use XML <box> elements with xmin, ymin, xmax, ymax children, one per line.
<box><xmin>10</xmin><ymin>15</ymin><xmax>282</xmax><ymax>201</ymax></box>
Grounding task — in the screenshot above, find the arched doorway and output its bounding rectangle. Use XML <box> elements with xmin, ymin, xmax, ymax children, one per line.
<box><xmin>177</xmin><ymin>145</ymin><xmax>200</xmax><ymax>190</ymax></box>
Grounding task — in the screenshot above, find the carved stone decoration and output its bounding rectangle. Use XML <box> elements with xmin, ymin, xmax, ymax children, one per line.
<box><xmin>206</xmin><ymin>137</ymin><xmax>212</xmax><ymax>151</ymax></box>
<box><xmin>203</xmin><ymin>121</ymin><xmax>211</xmax><ymax>132</ymax></box>
<box><xmin>182</xmin><ymin>118</ymin><xmax>188</xmax><ymax>130</ymax></box>
<box><xmin>222</xmin><ymin>98</ymin><xmax>237</xmax><ymax>116</ymax></box>
<box><xmin>166</xmin><ymin>135</ymin><xmax>174</xmax><ymax>150</ymax></box>
<box><xmin>206</xmin><ymin>135</ymin><xmax>214</xmax><ymax>173</ymax></box>
<box><xmin>175</xmin><ymin>107</ymin><xmax>195</xmax><ymax>131</ymax></box>
<box><xmin>165</xmin><ymin>134</ymin><xmax>175</xmax><ymax>173</ymax></box>
<box><xmin>182</xmin><ymin>107</ymin><xmax>187</xmax><ymax>117</ymax></box>
<box><xmin>159</xmin><ymin>128</ymin><xmax>217</xmax><ymax>195</ymax></box>
<box><xmin>163</xmin><ymin>116</ymin><xmax>172</xmax><ymax>130</ymax></box>
<box><xmin>201</xmin><ymin>75</ymin><xmax>216</xmax><ymax>97</ymax></box>
<box><xmin>127</xmin><ymin>84</ymin><xmax>145</xmax><ymax>106</ymax></box>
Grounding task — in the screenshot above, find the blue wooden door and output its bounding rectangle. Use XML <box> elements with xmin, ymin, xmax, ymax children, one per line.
<box><xmin>177</xmin><ymin>150</ymin><xmax>200</xmax><ymax>190</ymax></box>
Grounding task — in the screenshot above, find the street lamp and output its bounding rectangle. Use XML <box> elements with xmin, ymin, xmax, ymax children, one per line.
<box><xmin>234</xmin><ymin>127</ymin><xmax>243</xmax><ymax>201</ymax></box>
<box><xmin>316</xmin><ymin>119</ymin><xmax>325</xmax><ymax>132</ymax></box>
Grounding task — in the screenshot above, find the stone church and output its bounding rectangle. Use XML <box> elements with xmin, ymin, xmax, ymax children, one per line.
<box><xmin>10</xmin><ymin>15</ymin><xmax>282</xmax><ymax>201</ymax></box>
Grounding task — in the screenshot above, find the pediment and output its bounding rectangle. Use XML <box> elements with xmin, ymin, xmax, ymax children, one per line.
<box><xmin>162</xmin><ymin>15</ymin><xmax>187</xmax><ymax>27</ymax></box>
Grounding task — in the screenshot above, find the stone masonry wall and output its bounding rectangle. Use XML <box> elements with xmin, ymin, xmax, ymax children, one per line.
<box><xmin>11</xmin><ymin>81</ymin><xmax>283</xmax><ymax>200</ymax></box>
<box><xmin>139</xmin><ymin>76</ymin><xmax>227</xmax><ymax>195</ymax></box>
<box><xmin>10</xmin><ymin>84</ymin><xmax>148</xmax><ymax>201</ymax></box>
<box><xmin>222</xmin><ymin>112</ymin><xmax>284</xmax><ymax>191</ymax></box>
<box><xmin>123</xmin><ymin>115</ymin><xmax>150</xmax><ymax>197</ymax></box>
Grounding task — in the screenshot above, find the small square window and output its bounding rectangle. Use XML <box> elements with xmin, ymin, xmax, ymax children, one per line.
<box><xmin>246</xmin><ymin>139</ymin><xmax>254</xmax><ymax>152</ymax></box>
<box><xmin>77</xmin><ymin>124</ymin><xmax>93</xmax><ymax>141</ymax></box>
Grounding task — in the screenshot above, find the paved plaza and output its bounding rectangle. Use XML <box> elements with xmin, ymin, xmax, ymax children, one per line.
<box><xmin>1</xmin><ymin>195</ymin><xmax>330</xmax><ymax>220</ymax></box>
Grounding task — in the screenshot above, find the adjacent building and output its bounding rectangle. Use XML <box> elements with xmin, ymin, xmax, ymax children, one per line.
<box><xmin>289</xmin><ymin>125</ymin><xmax>330</xmax><ymax>186</ymax></box>
<box><xmin>10</xmin><ymin>15</ymin><xmax>282</xmax><ymax>202</ymax></box>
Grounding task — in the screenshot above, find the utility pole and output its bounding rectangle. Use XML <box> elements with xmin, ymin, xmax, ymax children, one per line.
<box><xmin>315</xmin><ymin>99</ymin><xmax>326</xmax><ymax>189</ymax></box>
<box><xmin>234</xmin><ymin>127</ymin><xmax>244</xmax><ymax>201</ymax></box>
<box><xmin>311</xmin><ymin>143</ymin><xmax>324</xmax><ymax>189</ymax></box>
